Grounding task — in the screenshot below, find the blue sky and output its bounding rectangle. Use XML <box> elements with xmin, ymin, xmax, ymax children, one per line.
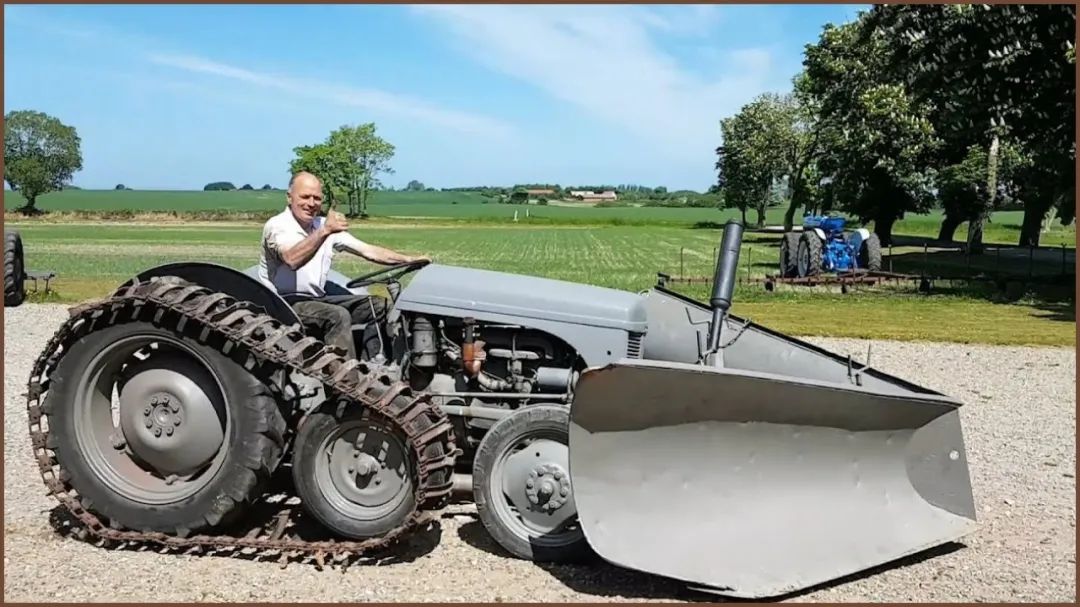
<box><xmin>4</xmin><ymin>3</ymin><xmax>865</xmax><ymax>192</ymax></box>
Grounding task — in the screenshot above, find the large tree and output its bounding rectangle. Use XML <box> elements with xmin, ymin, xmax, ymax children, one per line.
<box><xmin>865</xmin><ymin>4</ymin><xmax>1076</xmax><ymax>248</ymax></box>
<box><xmin>4</xmin><ymin>110</ymin><xmax>83</xmax><ymax>214</ymax></box>
<box><xmin>289</xmin><ymin>123</ymin><xmax>395</xmax><ymax>218</ymax></box>
<box><xmin>801</xmin><ymin>18</ymin><xmax>940</xmax><ymax>246</ymax></box>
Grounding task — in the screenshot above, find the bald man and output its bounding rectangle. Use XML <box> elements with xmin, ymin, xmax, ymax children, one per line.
<box><xmin>257</xmin><ymin>171</ymin><xmax>430</xmax><ymax>361</ymax></box>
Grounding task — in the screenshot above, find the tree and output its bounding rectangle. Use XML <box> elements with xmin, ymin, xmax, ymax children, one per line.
<box><xmin>405</xmin><ymin>180</ymin><xmax>425</xmax><ymax>191</ymax></box>
<box><xmin>4</xmin><ymin>110</ymin><xmax>83</xmax><ymax>214</ymax></box>
<box><xmin>801</xmin><ymin>18</ymin><xmax>940</xmax><ymax>245</ymax></box>
<box><xmin>865</xmin><ymin>4</ymin><xmax>1076</xmax><ymax>248</ymax></box>
<box><xmin>290</xmin><ymin>123</ymin><xmax>395</xmax><ymax>218</ymax></box>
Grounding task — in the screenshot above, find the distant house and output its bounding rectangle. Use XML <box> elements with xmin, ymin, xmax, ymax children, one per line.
<box><xmin>569</xmin><ymin>190</ymin><xmax>617</xmax><ymax>201</ymax></box>
<box><xmin>525</xmin><ymin>188</ymin><xmax>556</xmax><ymax>196</ymax></box>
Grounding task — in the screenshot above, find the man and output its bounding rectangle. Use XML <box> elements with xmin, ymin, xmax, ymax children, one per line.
<box><xmin>258</xmin><ymin>171</ymin><xmax>430</xmax><ymax>361</ymax></box>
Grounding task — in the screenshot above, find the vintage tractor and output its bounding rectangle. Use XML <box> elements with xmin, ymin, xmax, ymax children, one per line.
<box><xmin>780</xmin><ymin>214</ymin><xmax>882</xmax><ymax>278</ymax></box>
<box><xmin>26</xmin><ymin>220</ymin><xmax>976</xmax><ymax>598</ymax></box>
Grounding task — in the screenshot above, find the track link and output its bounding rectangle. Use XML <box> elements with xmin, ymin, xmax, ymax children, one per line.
<box><xmin>26</xmin><ymin>276</ymin><xmax>459</xmax><ymax>568</ymax></box>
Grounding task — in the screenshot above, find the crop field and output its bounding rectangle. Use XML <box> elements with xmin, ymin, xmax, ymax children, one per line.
<box><xmin>7</xmin><ymin>219</ymin><xmax>1074</xmax><ymax>346</ymax></box>
<box><xmin>5</xmin><ymin>189</ymin><xmax>1076</xmax><ymax>246</ymax></box>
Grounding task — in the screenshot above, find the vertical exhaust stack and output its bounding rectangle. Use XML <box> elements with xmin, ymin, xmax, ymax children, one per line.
<box><xmin>704</xmin><ymin>219</ymin><xmax>743</xmax><ymax>367</ymax></box>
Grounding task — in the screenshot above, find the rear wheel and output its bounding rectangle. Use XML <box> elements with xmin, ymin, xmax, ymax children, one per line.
<box><xmin>5</xmin><ymin>230</ymin><xmax>25</xmax><ymax>307</ymax></box>
<box><xmin>796</xmin><ymin>232</ymin><xmax>823</xmax><ymax>277</ymax></box>
<box><xmin>43</xmin><ymin>321</ymin><xmax>287</xmax><ymax>536</ymax></box>
<box><xmin>473</xmin><ymin>404</ymin><xmax>592</xmax><ymax>563</ymax></box>
<box><xmin>859</xmin><ymin>233</ymin><xmax>882</xmax><ymax>271</ymax></box>
<box><xmin>779</xmin><ymin>232</ymin><xmax>800</xmax><ymax>278</ymax></box>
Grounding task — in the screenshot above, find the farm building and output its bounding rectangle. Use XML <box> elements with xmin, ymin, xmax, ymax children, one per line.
<box><xmin>569</xmin><ymin>190</ymin><xmax>617</xmax><ymax>201</ymax></box>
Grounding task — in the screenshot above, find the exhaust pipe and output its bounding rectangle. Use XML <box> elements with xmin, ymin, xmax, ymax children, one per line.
<box><xmin>704</xmin><ymin>219</ymin><xmax>743</xmax><ymax>367</ymax></box>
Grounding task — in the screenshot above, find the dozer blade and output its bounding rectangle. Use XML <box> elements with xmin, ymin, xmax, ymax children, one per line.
<box><xmin>567</xmin><ymin>358</ymin><xmax>977</xmax><ymax>599</ymax></box>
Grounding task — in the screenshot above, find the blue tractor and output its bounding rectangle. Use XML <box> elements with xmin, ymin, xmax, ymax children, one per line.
<box><xmin>779</xmin><ymin>214</ymin><xmax>882</xmax><ymax>278</ymax></box>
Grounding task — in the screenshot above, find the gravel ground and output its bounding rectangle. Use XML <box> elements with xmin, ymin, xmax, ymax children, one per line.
<box><xmin>4</xmin><ymin>303</ymin><xmax>1075</xmax><ymax>602</ymax></box>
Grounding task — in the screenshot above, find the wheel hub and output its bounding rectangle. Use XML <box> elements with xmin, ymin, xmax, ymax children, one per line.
<box><xmin>117</xmin><ymin>361</ymin><xmax>225</xmax><ymax>478</ymax></box>
<box><xmin>319</xmin><ymin>420</ymin><xmax>410</xmax><ymax>517</ymax></box>
<box><xmin>525</xmin><ymin>463</ymin><xmax>571</xmax><ymax>512</ymax></box>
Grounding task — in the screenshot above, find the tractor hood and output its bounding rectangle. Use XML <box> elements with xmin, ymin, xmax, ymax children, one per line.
<box><xmin>395</xmin><ymin>264</ymin><xmax>648</xmax><ymax>333</ymax></box>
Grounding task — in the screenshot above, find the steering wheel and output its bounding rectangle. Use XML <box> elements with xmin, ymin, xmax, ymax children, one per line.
<box><xmin>346</xmin><ymin>259</ymin><xmax>431</xmax><ymax>289</ymax></box>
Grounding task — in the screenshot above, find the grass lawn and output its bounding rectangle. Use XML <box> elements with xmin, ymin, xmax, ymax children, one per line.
<box><xmin>7</xmin><ymin>220</ymin><xmax>1074</xmax><ymax>348</ymax></box>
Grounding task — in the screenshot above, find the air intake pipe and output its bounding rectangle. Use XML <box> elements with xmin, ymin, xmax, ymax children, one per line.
<box><xmin>704</xmin><ymin>219</ymin><xmax>743</xmax><ymax>367</ymax></box>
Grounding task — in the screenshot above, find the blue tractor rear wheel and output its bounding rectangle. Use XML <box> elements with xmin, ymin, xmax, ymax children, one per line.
<box><xmin>858</xmin><ymin>233</ymin><xmax>882</xmax><ymax>271</ymax></box>
<box><xmin>779</xmin><ymin>232</ymin><xmax>800</xmax><ymax>278</ymax></box>
<box><xmin>796</xmin><ymin>232</ymin><xmax>823</xmax><ymax>278</ymax></box>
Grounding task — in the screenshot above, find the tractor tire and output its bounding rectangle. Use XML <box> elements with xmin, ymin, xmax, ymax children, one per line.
<box><xmin>779</xmin><ymin>232</ymin><xmax>800</xmax><ymax>278</ymax></box>
<box><xmin>796</xmin><ymin>231</ymin><xmax>823</xmax><ymax>277</ymax></box>
<box><xmin>859</xmin><ymin>233</ymin><xmax>882</xmax><ymax>272</ymax></box>
<box><xmin>42</xmin><ymin>319</ymin><xmax>288</xmax><ymax>537</ymax></box>
<box><xmin>5</xmin><ymin>230</ymin><xmax>25</xmax><ymax>307</ymax></box>
<box><xmin>472</xmin><ymin>404</ymin><xmax>593</xmax><ymax>564</ymax></box>
<box><xmin>291</xmin><ymin>391</ymin><xmax>451</xmax><ymax>539</ymax></box>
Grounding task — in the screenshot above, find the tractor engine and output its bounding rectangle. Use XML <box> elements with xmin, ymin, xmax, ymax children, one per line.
<box><xmin>402</xmin><ymin>314</ymin><xmax>581</xmax><ymax>455</ymax></box>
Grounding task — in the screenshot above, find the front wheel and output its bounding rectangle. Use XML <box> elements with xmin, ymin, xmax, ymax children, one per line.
<box><xmin>472</xmin><ymin>404</ymin><xmax>592</xmax><ymax>563</ymax></box>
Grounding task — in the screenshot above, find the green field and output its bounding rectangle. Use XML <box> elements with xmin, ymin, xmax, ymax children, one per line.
<box><xmin>4</xmin><ymin>188</ymin><xmax>1076</xmax><ymax>247</ymax></box>
<box><xmin>6</xmin><ymin>219</ymin><xmax>1074</xmax><ymax>347</ymax></box>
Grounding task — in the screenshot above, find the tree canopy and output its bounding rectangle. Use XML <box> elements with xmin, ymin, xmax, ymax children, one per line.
<box><xmin>290</xmin><ymin>123</ymin><xmax>395</xmax><ymax>218</ymax></box>
<box><xmin>4</xmin><ymin>109</ymin><xmax>83</xmax><ymax>214</ymax></box>
<box><xmin>711</xmin><ymin>5</ymin><xmax>1075</xmax><ymax>249</ymax></box>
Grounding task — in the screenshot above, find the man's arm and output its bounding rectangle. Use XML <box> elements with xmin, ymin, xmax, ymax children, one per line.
<box><xmin>274</xmin><ymin>212</ymin><xmax>348</xmax><ymax>269</ymax></box>
<box><xmin>334</xmin><ymin>229</ymin><xmax>430</xmax><ymax>265</ymax></box>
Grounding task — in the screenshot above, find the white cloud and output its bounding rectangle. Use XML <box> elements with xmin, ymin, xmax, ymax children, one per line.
<box><xmin>146</xmin><ymin>53</ymin><xmax>516</xmax><ymax>140</ymax></box>
<box><xmin>410</xmin><ymin>5</ymin><xmax>780</xmax><ymax>162</ymax></box>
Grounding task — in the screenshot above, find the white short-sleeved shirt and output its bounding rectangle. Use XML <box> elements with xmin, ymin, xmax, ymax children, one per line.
<box><xmin>257</xmin><ymin>207</ymin><xmax>367</xmax><ymax>297</ymax></box>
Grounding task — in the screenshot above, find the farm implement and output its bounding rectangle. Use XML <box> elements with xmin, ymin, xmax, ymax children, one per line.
<box><xmin>25</xmin><ymin>219</ymin><xmax>976</xmax><ymax>599</ymax></box>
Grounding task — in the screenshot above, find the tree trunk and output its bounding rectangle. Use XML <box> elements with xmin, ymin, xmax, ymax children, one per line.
<box><xmin>873</xmin><ymin>213</ymin><xmax>896</xmax><ymax>247</ymax></box>
<box><xmin>1018</xmin><ymin>194</ymin><xmax>1054</xmax><ymax>247</ymax></box>
<box><xmin>968</xmin><ymin>134</ymin><xmax>1000</xmax><ymax>255</ymax></box>
<box><xmin>17</xmin><ymin>194</ymin><xmax>38</xmax><ymax>215</ymax></box>
<box><xmin>937</xmin><ymin>213</ymin><xmax>963</xmax><ymax>242</ymax></box>
<box><xmin>783</xmin><ymin>181</ymin><xmax>803</xmax><ymax>232</ymax></box>
<box><xmin>740</xmin><ymin>207</ymin><xmax>747</xmax><ymax>225</ymax></box>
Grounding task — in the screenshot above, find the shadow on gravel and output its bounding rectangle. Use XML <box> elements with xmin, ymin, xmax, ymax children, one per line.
<box><xmin>454</xmin><ymin>517</ymin><xmax>711</xmax><ymax>602</ymax></box>
<box><xmin>44</xmin><ymin>467</ymin><xmax>444</xmax><ymax>570</ymax></box>
<box><xmin>455</xmin><ymin>515</ymin><xmax>968</xmax><ymax>603</ymax></box>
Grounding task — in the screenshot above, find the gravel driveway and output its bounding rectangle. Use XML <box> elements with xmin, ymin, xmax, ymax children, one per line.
<box><xmin>5</xmin><ymin>304</ymin><xmax>1075</xmax><ymax>602</ymax></box>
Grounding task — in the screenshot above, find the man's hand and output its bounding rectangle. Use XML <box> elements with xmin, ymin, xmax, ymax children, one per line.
<box><xmin>323</xmin><ymin>210</ymin><xmax>348</xmax><ymax>234</ymax></box>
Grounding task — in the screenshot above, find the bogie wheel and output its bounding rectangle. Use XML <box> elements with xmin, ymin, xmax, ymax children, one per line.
<box><xmin>473</xmin><ymin>404</ymin><xmax>592</xmax><ymax>563</ymax></box>
<box><xmin>291</xmin><ymin>399</ymin><xmax>425</xmax><ymax>538</ymax></box>
<box><xmin>779</xmin><ymin>232</ymin><xmax>800</xmax><ymax>278</ymax></box>
<box><xmin>5</xmin><ymin>230</ymin><xmax>25</xmax><ymax>307</ymax></box>
<box><xmin>796</xmin><ymin>232</ymin><xmax>823</xmax><ymax>278</ymax></box>
<box><xmin>43</xmin><ymin>320</ymin><xmax>287</xmax><ymax>536</ymax></box>
<box><xmin>859</xmin><ymin>233</ymin><xmax>882</xmax><ymax>271</ymax></box>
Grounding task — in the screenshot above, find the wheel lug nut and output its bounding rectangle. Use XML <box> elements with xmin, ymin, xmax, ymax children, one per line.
<box><xmin>165</xmin><ymin>427</ymin><xmax>174</xmax><ymax>436</ymax></box>
<box><xmin>154</xmin><ymin>428</ymin><xmax>162</xmax><ymax>437</ymax></box>
<box><xmin>375</xmin><ymin>479</ymin><xmax>382</xmax><ymax>485</ymax></box>
<box><xmin>144</xmin><ymin>407</ymin><xmax>151</xmax><ymax>416</ymax></box>
<box><xmin>145</xmin><ymin>419</ymin><xmax>153</xmax><ymax>429</ymax></box>
<box><xmin>347</xmin><ymin>467</ymin><xmax>354</xmax><ymax>474</ymax></box>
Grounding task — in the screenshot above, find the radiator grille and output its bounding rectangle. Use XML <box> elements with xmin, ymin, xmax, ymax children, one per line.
<box><xmin>626</xmin><ymin>332</ymin><xmax>644</xmax><ymax>358</ymax></box>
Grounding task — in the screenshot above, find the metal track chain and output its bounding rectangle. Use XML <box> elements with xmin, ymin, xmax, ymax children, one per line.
<box><xmin>25</xmin><ymin>276</ymin><xmax>459</xmax><ymax>568</ymax></box>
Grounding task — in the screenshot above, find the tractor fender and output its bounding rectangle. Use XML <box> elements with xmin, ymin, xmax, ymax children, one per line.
<box><xmin>848</xmin><ymin>228</ymin><xmax>870</xmax><ymax>252</ymax></box>
<box><xmin>811</xmin><ymin>227</ymin><xmax>827</xmax><ymax>241</ymax></box>
<box><xmin>123</xmin><ymin>262</ymin><xmax>301</xmax><ymax>326</ymax></box>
